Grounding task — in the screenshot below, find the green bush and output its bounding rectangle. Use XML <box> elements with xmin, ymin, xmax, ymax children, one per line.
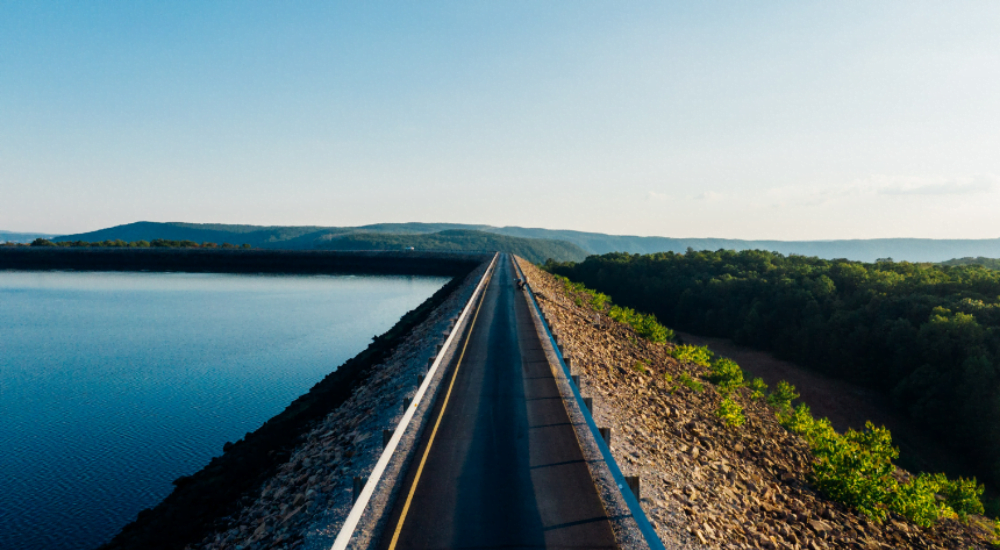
<box><xmin>608</xmin><ymin>305</ymin><xmax>674</xmax><ymax>343</ymax></box>
<box><xmin>767</xmin><ymin>380</ymin><xmax>799</xmax><ymax>411</ymax></box>
<box><xmin>716</xmin><ymin>397</ymin><xmax>746</xmax><ymax>427</ymax></box>
<box><xmin>811</xmin><ymin>422</ymin><xmax>899</xmax><ymax>522</ymax></box>
<box><xmin>780</xmin><ymin>403</ymin><xmax>986</xmax><ymax>526</ymax></box>
<box><xmin>706</xmin><ymin>357</ymin><xmax>745</xmax><ymax>392</ymax></box>
<box><xmin>941</xmin><ymin>476</ymin><xmax>986</xmax><ymax>521</ymax></box>
<box><xmin>749</xmin><ymin>377</ymin><xmax>768</xmax><ymax>399</ymax></box>
<box><xmin>780</xmin><ymin>403</ymin><xmax>822</xmax><ymax>435</ymax></box>
<box><xmin>890</xmin><ymin>473</ymin><xmax>948</xmax><ymax>528</ymax></box>
<box><xmin>669</xmin><ymin>344</ymin><xmax>713</xmax><ymax>368</ymax></box>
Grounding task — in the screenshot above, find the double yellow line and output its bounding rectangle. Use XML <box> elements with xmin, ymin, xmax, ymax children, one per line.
<box><xmin>386</xmin><ymin>264</ymin><xmax>496</xmax><ymax>550</ymax></box>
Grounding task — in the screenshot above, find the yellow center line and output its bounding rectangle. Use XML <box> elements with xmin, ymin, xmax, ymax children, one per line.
<box><xmin>386</xmin><ymin>265</ymin><xmax>496</xmax><ymax>550</ymax></box>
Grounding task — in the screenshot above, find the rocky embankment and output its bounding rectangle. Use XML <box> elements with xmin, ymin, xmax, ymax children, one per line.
<box><xmin>183</xmin><ymin>263</ymin><xmax>486</xmax><ymax>550</ymax></box>
<box><xmin>518</xmin><ymin>258</ymin><xmax>996</xmax><ymax>550</ymax></box>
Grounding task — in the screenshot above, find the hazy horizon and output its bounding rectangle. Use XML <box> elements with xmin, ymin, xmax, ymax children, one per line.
<box><xmin>7</xmin><ymin>220</ymin><xmax>1000</xmax><ymax>246</ymax></box>
<box><xmin>4</xmin><ymin>2</ymin><xmax>999</xmax><ymax>239</ymax></box>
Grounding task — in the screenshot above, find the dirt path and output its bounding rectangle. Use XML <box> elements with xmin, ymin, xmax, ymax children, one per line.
<box><xmin>677</xmin><ymin>332</ymin><xmax>979</xmax><ymax>481</ymax></box>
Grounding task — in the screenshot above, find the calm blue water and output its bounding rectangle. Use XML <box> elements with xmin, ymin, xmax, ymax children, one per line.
<box><xmin>0</xmin><ymin>271</ymin><xmax>448</xmax><ymax>550</ymax></box>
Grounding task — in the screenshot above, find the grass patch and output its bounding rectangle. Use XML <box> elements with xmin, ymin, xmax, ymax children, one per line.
<box><xmin>679</xmin><ymin>371</ymin><xmax>703</xmax><ymax>393</ymax></box>
<box><xmin>632</xmin><ymin>359</ymin><xmax>649</xmax><ymax>374</ymax></box>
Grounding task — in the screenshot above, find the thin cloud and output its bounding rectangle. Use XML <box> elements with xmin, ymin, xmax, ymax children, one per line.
<box><xmin>877</xmin><ymin>176</ymin><xmax>997</xmax><ymax>196</ymax></box>
<box><xmin>693</xmin><ymin>191</ymin><xmax>730</xmax><ymax>202</ymax></box>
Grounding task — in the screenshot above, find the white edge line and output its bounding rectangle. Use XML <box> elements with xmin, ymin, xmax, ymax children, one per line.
<box><xmin>329</xmin><ymin>252</ymin><xmax>498</xmax><ymax>550</ymax></box>
<box><xmin>511</xmin><ymin>256</ymin><xmax>666</xmax><ymax>550</ymax></box>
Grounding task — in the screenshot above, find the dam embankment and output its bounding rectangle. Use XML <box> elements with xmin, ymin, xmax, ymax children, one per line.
<box><xmin>517</xmin><ymin>258</ymin><xmax>997</xmax><ymax>550</ymax></box>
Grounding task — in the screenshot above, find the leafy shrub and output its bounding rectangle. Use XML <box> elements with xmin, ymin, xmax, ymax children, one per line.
<box><xmin>679</xmin><ymin>372</ymin><xmax>703</xmax><ymax>393</ymax></box>
<box><xmin>589</xmin><ymin>291</ymin><xmax>610</xmax><ymax>311</ymax></box>
<box><xmin>890</xmin><ymin>473</ymin><xmax>949</xmax><ymax>527</ymax></box>
<box><xmin>767</xmin><ymin>380</ymin><xmax>799</xmax><ymax>411</ymax></box>
<box><xmin>810</xmin><ymin>422</ymin><xmax>899</xmax><ymax>522</ymax></box>
<box><xmin>780</xmin><ymin>405</ymin><xmax>895</xmax><ymax>520</ymax></box>
<box><xmin>716</xmin><ymin>397</ymin><xmax>745</xmax><ymax>427</ymax></box>
<box><xmin>706</xmin><ymin>357</ymin><xmax>745</xmax><ymax>392</ymax></box>
<box><xmin>780</xmin><ymin>403</ymin><xmax>821</xmax><ymax>435</ymax></box>
<box><xmin>749</xmin><ymin>377</ymin><xmax>768</xmax><ymax>399</ymax></box>
<box><xmin>781</xmin><ymin>403</ymin><xmax>986</xmax><ymax>526</ymax></box>
<box><xmin>669</xmin><ymin>345</ymin><xmax>713</xmax><ymax>368</ymax></box>
<box><xmin>609</xmin><ymin>305</ymin><xmax>674</xmax><ymax>343</ymax></box>
<box><xmin>940</xmin><ymin>476</ymin><xmax>986</xmax><ymax>521</ymax></box>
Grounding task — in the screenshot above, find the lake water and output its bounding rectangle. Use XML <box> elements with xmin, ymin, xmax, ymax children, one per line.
<box><xmin>0</xmin><ymin>271</ymin><xmax>449</xmax><ymax>550</ymax></box>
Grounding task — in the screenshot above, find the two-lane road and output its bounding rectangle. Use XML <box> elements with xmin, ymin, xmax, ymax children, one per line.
<box><xmin>379</xmin><ymin>254</ymin><xmax>617</xmax><ymax>549</ymax></box>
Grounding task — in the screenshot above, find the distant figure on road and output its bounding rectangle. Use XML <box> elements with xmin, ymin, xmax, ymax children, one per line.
<box><xmin>514</xmin><ymin>278</ymin><xmax>523</xmax><ymax>290</ymax></box>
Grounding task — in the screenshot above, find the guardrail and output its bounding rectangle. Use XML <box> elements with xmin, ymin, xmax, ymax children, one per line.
<box><xmin>512</xmin><ymin>256</ymin><xmax>666</xmax><ymax>550</ymax></box>
<box><xmin>330</xmin><ymin>252</ymin><xmax>499</xmax><ymax>550</ymax></box>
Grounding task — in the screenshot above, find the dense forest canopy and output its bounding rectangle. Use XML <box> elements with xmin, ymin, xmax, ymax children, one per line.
<box><xmin>309</xmin><ymin>229</ymin><xmax>586</xmax><ymax>264</ymax></box>
<box><xmin>4</xmin><ymin>231</ymin><xmax>586</xmax><ymax>264</ymax></box>
<box><xmin>941</xmin><ymin>257</ymin><xmax>1000</xmax><ymax>270</ymax></box>
<box><xmin>546</xmin><ymin>250</ymin><xmax>1000</xmax><ymax>490</ymax></box>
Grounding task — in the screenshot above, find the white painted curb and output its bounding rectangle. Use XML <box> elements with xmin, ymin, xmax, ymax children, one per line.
<box><xmin>329</xmin><ymin>252</ymin><xmax>498</xmax><ymax>550</ymax></box>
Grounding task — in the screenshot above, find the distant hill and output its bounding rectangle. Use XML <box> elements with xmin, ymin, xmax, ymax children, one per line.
<box><xmin>940</xmin><ymin>257</ymin><xmax>1000</xmax><ymax>270</ymax></box>
<box><xmin>55</xmin><ymin>221</ymin><xmax>1000</xmax><ymax>263</ymax></box>
<box><xmin>1</xmin><ymin>230</ymin><xmax>56</xmax><ymax>244</ymax></box>
<box><xmin>485</xmin><ymin>226</ymin><xmax>1000</xmax><ymax>263</ymax></box>
<box><xmin>54</xmin><ymin>221</ymin><xmax>332</xmax><ymax>247</ymax></box>
<box><xmin>55</xmin><ymin>223</ymin><xmax>587</xmax><ymax>263</ymax></box>
<box><xmin>307</xmin><ymin>229</ymin><xmax>587</xmax><ymax>264</ymax></box>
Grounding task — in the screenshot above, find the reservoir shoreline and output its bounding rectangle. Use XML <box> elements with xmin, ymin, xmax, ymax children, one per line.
<box><xmin>0</xmin><ymin>248</ymin><xmax>487</xmax><ymax>277</ymax></box>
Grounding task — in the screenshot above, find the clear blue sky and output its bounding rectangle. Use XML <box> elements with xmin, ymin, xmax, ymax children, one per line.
<box><xmin>3</xmin><ymin>2</ymin><xmax>999</xmax><ymax>239</ymax></box>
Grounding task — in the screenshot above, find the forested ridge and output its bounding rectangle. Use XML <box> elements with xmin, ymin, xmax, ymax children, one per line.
<box><xmin>942</xmin><ymin>257</ymin><xmax>1000</xmax><ymax>270</ymax></box>
<box><xmin>546</xmin><ymin>250</ymin><xmax>1000</xmax><ymax>493</ymax></box>
<box><xmin>36</xmin><ymin>220</ymin><xmax>1000</xmax><ymax>261</ymax></box>
<box><xmin>310</xmin><ymin>229</ymin><xmax>587</xmax><ymax>264</ymax></box>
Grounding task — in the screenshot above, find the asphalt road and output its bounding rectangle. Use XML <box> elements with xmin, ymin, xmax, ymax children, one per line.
<box><xmin>379</xmin><ymin>254</ymin><xmax>617</xmax><ymax>550</ymax></box>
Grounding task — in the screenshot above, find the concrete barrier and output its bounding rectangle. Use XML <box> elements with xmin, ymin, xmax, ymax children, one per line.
<box><xmin>511</xmin><ymin>255</ymin><xmax>665</xmax><ymax>550</ymax></box>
